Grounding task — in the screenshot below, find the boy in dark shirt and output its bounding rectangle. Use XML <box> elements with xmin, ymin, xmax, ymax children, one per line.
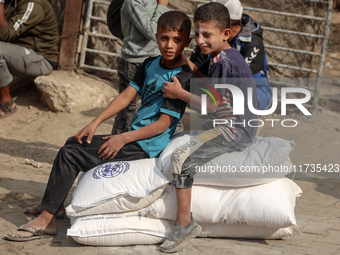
<box><xmin>160</xmin><ymin>2</ymin><xmax>258</xmax><ymax>253</ymax></box>
<box><xmin>190</xmin><ymin>0</ymin><xmax>272</xmax><ymax>110</ymax></box>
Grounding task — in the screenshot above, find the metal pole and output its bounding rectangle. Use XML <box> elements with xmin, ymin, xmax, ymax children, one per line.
<box><xmin>261</xmin><ymin>26</ymin><xmax>324</xmax><ymax>39</ymax></box>
<box><xmin>311</xmin><ymin>0</ymin><xmax>333</xmax><ymax>115</ymax></box>
<box><xmin>243</xmin><ymin>7</ymin><xmax>327</xmax><ymax>21</ymax></box>
<box><xmin>79</xmin><ymin>0</ymin><xmax>94</xmax><ymax>67</ymax></box>
<box><xmin>264</xmin><ymin>44</ymin><xmax>321</xmax><ymax>56</ymax></box>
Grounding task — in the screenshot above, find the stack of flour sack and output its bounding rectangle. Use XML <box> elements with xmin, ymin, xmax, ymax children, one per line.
<box><xmin>66</xmin><ymin>131</ymin><xmax>302</xmax><ymax>246</ymax></box>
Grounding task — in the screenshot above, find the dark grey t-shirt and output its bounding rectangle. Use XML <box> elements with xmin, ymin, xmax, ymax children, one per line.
<box><xmin>198</xmin><ymin>48</ymin><xmax>258</xmax><ymax>150</ymax></box>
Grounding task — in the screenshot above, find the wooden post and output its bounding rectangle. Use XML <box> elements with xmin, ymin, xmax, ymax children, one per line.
<box><xmin>58</xmin><ymin>0</ymin><xmax>84</xmax><ymax>69</ymax></box>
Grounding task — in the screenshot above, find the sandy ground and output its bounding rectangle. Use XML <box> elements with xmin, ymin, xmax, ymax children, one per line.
<box><xmin>1</xmin><ymin>11</ymin><xmax>340</xmax><ymax>255</ymax></box>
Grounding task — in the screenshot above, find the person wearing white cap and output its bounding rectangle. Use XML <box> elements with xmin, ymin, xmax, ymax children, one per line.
<box><xmin>191</xmin><ymin>0</ymin><xmax>272</xmax><ymax>110</ymax></box>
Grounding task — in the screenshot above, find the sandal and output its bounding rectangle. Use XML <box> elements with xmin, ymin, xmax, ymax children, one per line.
<box><xmin>4</xmin><ymin>224</ymin><xmax>56</xmax><ymax>242</ymax></box>
<box><xmin>0</xmin><ymin>98</ymin><xmax>17</xmax><ymax>118</ymax></box>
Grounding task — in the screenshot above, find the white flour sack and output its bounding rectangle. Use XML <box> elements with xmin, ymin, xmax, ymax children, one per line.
<box><xmin>67</xmin><ymin>211</ymin><xmax>171</xmax><ymax>246</ymax></box>
<box><xmin>144</xmin><ymin>178</ymin><xmax>302</xmax><ymax>228</ymax></box>
<box><xmin>158</xmin><ymin>133</ymin><xmax>295</xmax><ymax>187</ymax></box>
<box><xmin>199</xmin><ymin>223</ymin><xmax>294</xmax><ymax>240</ymax></box>
<box><xmin>66</xmin><ymin>158</ymin><xmax>169</xmax><ymax>217</ymax></box>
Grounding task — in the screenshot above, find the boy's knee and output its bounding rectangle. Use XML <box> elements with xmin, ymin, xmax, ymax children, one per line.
<box><xmin>172</xmin><ymin>173</ymin><xmax>194</xmax><ymax>189</ymax></box>
<box><xmin>170</xmin><ymin>141</ymin><xmax>193</xmax><ymax>172</ymax></box>
<box><xmin>65</xmin><ymin>136</ymin><xmax>76</xmax><ymax>145</ymax></box>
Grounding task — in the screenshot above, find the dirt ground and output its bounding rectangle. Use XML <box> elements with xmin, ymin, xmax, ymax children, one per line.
<box><xmin>0</xmin><ymin>10</ymin><xmax>340</xmax><ymax>255</ymax></box>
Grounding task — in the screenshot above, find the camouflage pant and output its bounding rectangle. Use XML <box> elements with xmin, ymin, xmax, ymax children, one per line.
<box><xmin>171</xmin><ymin>128</ymin><xmax>239</xmax><ymax>188</ymax></box>
<box><xmin>111</xmin><ymin>59</ymin><xmax>141</xmax><ymax>134</ymax></box>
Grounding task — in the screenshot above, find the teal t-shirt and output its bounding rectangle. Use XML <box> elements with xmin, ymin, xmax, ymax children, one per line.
<box><xmin>129</xmin><ymin>56</ymin><xmax>192</xmax><ymax>157</ymax></box>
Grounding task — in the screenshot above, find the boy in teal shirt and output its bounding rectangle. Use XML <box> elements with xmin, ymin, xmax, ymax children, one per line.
<box><xmin>5</xmin><ymin>11</ymin><xmax>193</xmax><ymax>242</ymax></box>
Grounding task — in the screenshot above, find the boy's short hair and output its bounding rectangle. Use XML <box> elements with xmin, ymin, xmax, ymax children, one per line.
<box><xmin>230</xmin><ymin>20</ymin><xmax>241</xmax><ymax>27</ymax></box>
<box><xmin>157</xmin><ymin>11</ymin><xmax>192</xmax><ymax>37</ymax></box>
<box><xmin>194</xmin><ymin>2</ymin><xmax>230</xmax><ymax>31</ymax></box>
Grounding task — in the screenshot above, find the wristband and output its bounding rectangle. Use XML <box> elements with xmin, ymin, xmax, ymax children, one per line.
<box><xmin>0</xmin><ymin>0</ymin><xmax>5</xmax><ymax>4</ymax></box>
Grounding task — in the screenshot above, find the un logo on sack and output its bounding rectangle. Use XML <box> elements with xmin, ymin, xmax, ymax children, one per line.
<box><xmin>92</xmin><ymin>162</ymin><xmax>130</xmax><ymax>179</ymax></box>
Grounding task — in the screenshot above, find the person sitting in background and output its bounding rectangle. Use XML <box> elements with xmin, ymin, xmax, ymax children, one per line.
<box><xmin>190</xmin><ymin>0</ymin><xmax>272</xmax><ymax>110</ymax></box>
<box><xmin>0</xmin><ymin>0</ymin><xmax>59</xmax><ymax>118</ymax></box>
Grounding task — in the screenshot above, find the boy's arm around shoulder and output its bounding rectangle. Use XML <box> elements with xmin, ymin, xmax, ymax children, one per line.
<box><xmin>184</xmin><ymin>55</ymin><xmax>207</xmax><ymax>78</ymax></box>
<box><xmin>162</xmin><ymin>69</ymin><xmax>218</xmax><ymax>113</ymax></box>
<box><xmin>163</xmin><ymin>77</ymin><xmax>217</xmax><ymax>113</ymax></box>
<box><xmin>162</xmin><ymin>76</ymin><xmax>191</xmax><ymax>104</ymax></box>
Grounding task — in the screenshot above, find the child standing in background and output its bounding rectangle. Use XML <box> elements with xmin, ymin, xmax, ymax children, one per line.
<box><xmin>112</xmin><ymin>0</ymin><xmax>169</xmax><ymax>134</ymax></box>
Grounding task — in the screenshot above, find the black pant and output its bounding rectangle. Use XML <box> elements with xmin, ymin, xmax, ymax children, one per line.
<box><xmin>112</xmin><ymin>59</ymin><xmax>141</xmax><ymax>134</ymax></box>
<box><xmin>41</xmin><ymin>135</ymin><xmax>149</xmax><ymax>214</ymax></box>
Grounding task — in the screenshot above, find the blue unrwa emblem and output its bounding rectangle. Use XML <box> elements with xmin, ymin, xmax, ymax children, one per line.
<box><xmin>92</xmin><ymin>162</ymin><xmax>130</xmax><ymax>179</ymax></box>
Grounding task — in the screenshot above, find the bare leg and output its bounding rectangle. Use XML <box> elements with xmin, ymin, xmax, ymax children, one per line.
<box><xmin>0</xmin><ymin>85</ymin><xmax>12</xmax><ymax>105</ymax></box>
<box><xmin>175</xmin><ymin>187</ymin><xmax>192</xmax><ymax>226</ymax></box>
<box><xmin>24</xmin><ymin>203</ymin><xmax>66</xmax><ymax>219</ymax></box>
<box><xmin>0</xmin><ymin>85</ymin><xmax>17</xmax><ymax>117</ymax></box>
